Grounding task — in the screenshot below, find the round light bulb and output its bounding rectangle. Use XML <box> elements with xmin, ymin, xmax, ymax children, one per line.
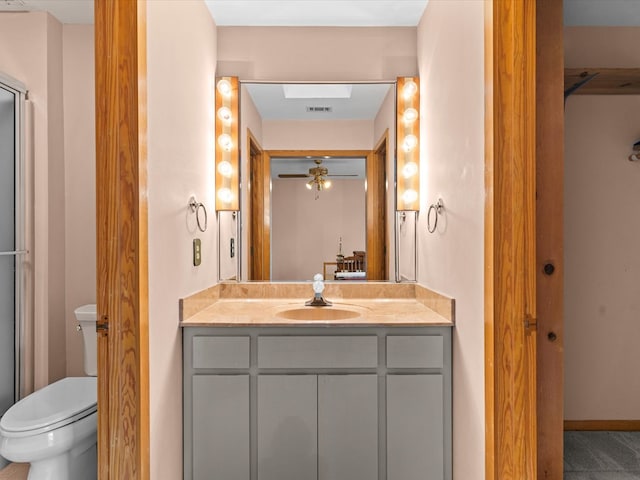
<box><xmin>324</xmin><ymin>179</ymin><xmax>332</xmax><ymax>189</ymax></box>
<box><xmin>217</xmin><ymin>106</ymin><xmax>232</xmax><ymax>124</ymax></box>
<box><xmin>217</xmin><ymin>134</ymin><xmax>233</xmax><ymax>151</ymax></box>
<box><xmin>306</xmin><ymin>182</ymin><xmax>313</xmax><ymax>190</ymax></box>
<box><xmin>402</xmin><ymin>189</ymin><xmax>418</xmax><ymax>204</ymax></box>
<box><xmin>402</xmin><ymin>134</ymin><xmax>418</xmax><ymax>152</ymax></box>
<box><xmin>216</xmin><ymin>79</ymin><xmax>232</xmax><ymax>98</ymax></box>
<box><xmin>403</xmin><ymin>107</ymin><xmax>419</xmax><ymax>124</ymax></box>
<box><xmin>217</xmin><ymin>187</ymin><xmax>233</xmax><ymax>203</ymax></box>
<box><xmin>403</xmin><ymin>80</ymin><xmax>418</xmax><ymax>100</ymax></box>
<box><xmin>217</xmin><ymin>160</ymin><xmax>233</xmax><ymax>178</ymax></box>
<box><xmin>402</xmin><ymin>162</ymin><xmax>418</xmax><ymax>179</ymax></box>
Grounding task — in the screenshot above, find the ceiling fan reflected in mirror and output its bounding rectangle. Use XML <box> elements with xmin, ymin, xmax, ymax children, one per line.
<box><xmin>278</xmin><ymin>158</ymin><xmax>357</xmax><ymax>192</ymax></box>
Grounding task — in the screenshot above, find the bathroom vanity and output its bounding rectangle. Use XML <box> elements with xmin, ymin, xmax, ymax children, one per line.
<box><xmin>181</xmin><ymin>283</ymin><xmax>453</xmax><ymax>480</ymax></box>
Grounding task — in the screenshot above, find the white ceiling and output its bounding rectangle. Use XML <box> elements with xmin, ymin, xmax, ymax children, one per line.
<box><xmin>271</xmin><ymin>157</ymin><xmax>366</xmax><ymax>179</ymax></box>
<box><xmin>245</xmin><ymin>82</ymin><xmax>392</xmax><ymax>120</ymax></box>
<box><xmin>205</xmin><ymin>0</ymin><xmax>428</xmax><ymax>26</ymax></box>
<box><xmin>1</xmin><ymin>0</ymin><xmax>639</xmax><ymax>27</ymax></box>
<box><xmin>0</xmin><ymin>0</ymin><xmax>93</xmax><ymax>23</ymax></box>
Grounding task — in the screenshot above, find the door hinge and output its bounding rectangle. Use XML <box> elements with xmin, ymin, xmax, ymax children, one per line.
<box><xmin>524</xmin><ymin>315</ymin><xmax>537</xmax><ymax>333</ymax></box>
<box><xmin>96</xmin><ymin>315</ymin><xmax>109</xmax><ymax>333</ymax></box>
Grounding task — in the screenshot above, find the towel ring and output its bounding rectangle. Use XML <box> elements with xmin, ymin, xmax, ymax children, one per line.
<box><xmin>188</xmin><ymin>196</ymin><xmax>208</xmax><ymax>233</ymax></box>
<box><xmin>427</xmin><ymin>198</ymin><xmax>444</xmax><ymax>234</ymax></box>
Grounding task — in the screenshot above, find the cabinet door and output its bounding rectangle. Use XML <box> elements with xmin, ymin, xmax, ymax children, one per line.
<box><xmin>387</xmin><ymin>374</ymin><xmax>444</xmax><ymax>480</ymax></box>
<box><xmin>257</xmin><ymin>375</ymin><xmax>317</xmax><ymax>480</ymax></box>
<box><xmin>192</xmin><ymin>375</ymin><xmax>249</xmax><ymax>480</ymax></box>
<box><xmin>318</xmin><ymin>374</ymin><xmax>378</xmax><ymax>480</ymax></box>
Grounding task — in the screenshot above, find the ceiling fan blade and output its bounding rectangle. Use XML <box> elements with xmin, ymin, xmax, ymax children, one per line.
<box><xmin>327</xmin><ymin>174</ymin><xmax>358</xmax><ymax>177</ymax></box>
<box><xmin>278</xmin><ymin>174</ymin><xmax>310</xmax><ymax>178</ymax></box>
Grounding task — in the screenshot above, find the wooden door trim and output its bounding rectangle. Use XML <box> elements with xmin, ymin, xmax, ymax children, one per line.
<box><xmin>484</xmin><ymin>0</ymin><xmax>538</xmax><ymax>478</ymax></box>
<box><xmin>95</xmin><ymin>0</ymin><xmax>149</xmax><ymax>478</ymax></box>
<box><xmin>564</xmin><ymin>420</ymin><xmax>640</xmax><ymax>431</ymax></box>
<box><xmin>263</xmin><ymin>149</ymin><xmax>384</xmax><ymax>280</ymax></box>
<box><xmin>247</xmin><ymin>129</ymin><xmax>267</xmax><ymax>280</ymax></box>
<box><xmin>369</xmin><ymin>131</ymin><xmax>388</xmax><ymax>280</ymax></box>
<box><xmin>535</xmin><ymin>0</ymin><xmax>564</xmax><ymax>477</ymax></box>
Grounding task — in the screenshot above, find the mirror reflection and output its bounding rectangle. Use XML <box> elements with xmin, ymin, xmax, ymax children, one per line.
<box><xmin>230</xmin><ymin>82</ymin><xmax>397</xmax><ymax>282</ymax></box>
<box><xmin>271</xmin><ymin>156</ymin><xmax>366</xmax><ymax>281</ymax></box>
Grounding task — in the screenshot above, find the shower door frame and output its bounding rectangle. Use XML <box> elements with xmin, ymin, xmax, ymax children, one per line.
<box><xmin>0</xmin><ymin>72</ymin><xmax>28</xmax><ymax>407</ymax></box>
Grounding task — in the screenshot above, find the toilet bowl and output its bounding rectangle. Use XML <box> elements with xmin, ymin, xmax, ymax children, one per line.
<box><xmin>0</xmin><ymin>304</ymin><xmax>98</xmax><ymax>480</ymax></box>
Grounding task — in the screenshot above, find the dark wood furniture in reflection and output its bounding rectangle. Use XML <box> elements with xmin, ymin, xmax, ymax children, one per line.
<box><xmin>335</xmin><ymin>251</ymin><xmax>366</xmax><ymax>280</ymax></box>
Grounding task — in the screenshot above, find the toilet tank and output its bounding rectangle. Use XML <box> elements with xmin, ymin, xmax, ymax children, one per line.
<box><xmin>74</xmin><ymin>304</ymin><xmax>97</xmax><ymax>376</ymax></box>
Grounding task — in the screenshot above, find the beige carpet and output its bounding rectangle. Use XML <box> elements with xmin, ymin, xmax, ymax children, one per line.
<box><xmin>0</xmin><ymin>463</ymin><xmax>28</xmax><ymax>480</ymax></box>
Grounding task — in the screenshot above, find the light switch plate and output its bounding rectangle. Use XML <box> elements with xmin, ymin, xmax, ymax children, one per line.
<box><xmin>193</xmin><ymin>238</ymin><xmax>202</xmax><ymax>266</ymax></box>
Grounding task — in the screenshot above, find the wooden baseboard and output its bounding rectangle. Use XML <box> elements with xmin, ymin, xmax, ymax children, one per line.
<box><xmin>564</xmin><ymin>420</ymin><xmax>640</xmax><ymax>431</ymax></box>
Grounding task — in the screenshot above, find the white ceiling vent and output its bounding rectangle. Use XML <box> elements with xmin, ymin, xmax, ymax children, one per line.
<box><xmin>306</xmin><ymin>106</ymin><xmax>333</xmax><ymax>113</ymax></box>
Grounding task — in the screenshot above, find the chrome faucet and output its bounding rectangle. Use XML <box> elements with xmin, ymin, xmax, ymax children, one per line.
<box><xmin>306</xmin><ymin>273</ymin><xmax>332</xmax><ymax>307</ymax></box>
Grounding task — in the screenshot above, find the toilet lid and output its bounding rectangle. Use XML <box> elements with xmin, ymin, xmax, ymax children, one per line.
<box><xmin>0</xmin><ymin>377</ymin><xmax>97</xmax><ymax>436</ymax></box>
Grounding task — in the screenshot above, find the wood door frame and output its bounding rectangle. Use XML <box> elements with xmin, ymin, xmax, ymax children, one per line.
<box><xmin>535</xmin><ymin>0</ymin><xmax>564</xmax><ymax>477</ymax></box>
<box><xmin>95</xmin><ymin>0</ymin><xmax>150</xmax><ymax>478</ymax></box>
<box><xmin>484</xmin><ymin>0</ymin><xmax>539</xmax><ymax>478</ymax></box>
<box><xmin>251</xmin><ymin>149</ymin><xmax>386</xmax><ymax>280</ymax></box>
<box><xmin>370</xmin><ymin>131</ymin><xmax>389</xmax><ymax>280</ymax></box>
<box><xmin>485</xmin><ymin>0</ymin><xmax>564</xmax><ymax>478</ymax></box>
<box><xmin>247</xmin><ymin>129</ymin><xmax>269</xmax><ymax>280</ymax></box>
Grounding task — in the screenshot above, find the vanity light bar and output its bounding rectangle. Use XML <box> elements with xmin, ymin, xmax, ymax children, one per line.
<box><xmin>396</xmin><ymin>76</ymin><xmax>420</xmax><ymax>211</ymax></box>
<box><xmin>215</xmin><ymin>76</ymin><xmax>239</xmax><ymax>211</ymax></box>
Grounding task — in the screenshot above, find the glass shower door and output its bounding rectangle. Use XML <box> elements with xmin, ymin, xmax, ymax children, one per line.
<box><xmin>0</xmin><ymin>84</ymin><xmax>16</xmax><ymax>417</ymax></box>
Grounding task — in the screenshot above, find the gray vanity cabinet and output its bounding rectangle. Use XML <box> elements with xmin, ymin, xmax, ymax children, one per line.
<box><xmin>317</xmin><ymin>374</ymin><xmax>379</xmax><ymax>480</ymax></box>
<box><xmin>257</xmin><ymin>375</ymin><xmax>317</xmax><ymax>480</ymax></box>
<box><xmin>257</xmin><ymin>374</ymin><xmax>378</xmax><ymax>480</ymax></box>
<box><xmin>183</xmin><ymin>327</ymin><xmax>452</xmax><ymax>480</ymax></box>
<box><xmin>192</xmin><ymin>375</ymin><xmax>250</xmax><ymax>480</ymax></box>
<box><xmin>387</xmin><ymin>374</ymin><xmax>444</xmax><ymax>480</ymax></box>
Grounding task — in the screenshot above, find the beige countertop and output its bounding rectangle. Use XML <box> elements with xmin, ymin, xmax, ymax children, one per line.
<box><xmin>180</xmin><ymin>282</ymin><xmax>454</xmax><ymax>327</ymax></box>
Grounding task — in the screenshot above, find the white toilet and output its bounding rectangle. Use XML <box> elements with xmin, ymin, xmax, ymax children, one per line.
<box><xmin>0</xmin><ymin>304</ymin><xmax>98</xmax><ymax>480</ymax></box>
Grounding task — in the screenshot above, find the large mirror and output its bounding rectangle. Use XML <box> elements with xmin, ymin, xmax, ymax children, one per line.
<box><xmin>219</xmin><ymin>81</ymin><xmax>414</xmax><ymax>282</ymax></box>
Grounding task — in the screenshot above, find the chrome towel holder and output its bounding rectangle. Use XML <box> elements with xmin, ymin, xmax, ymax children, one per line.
<box><xmin>188</xmin><ymin>196</ymin><xmax>208</xmax><ymax>233</ymax></box>
<box><xmin>427</xmin><ymin>198</ymin><xmax>444</xmax><ymax>234</ymax></box>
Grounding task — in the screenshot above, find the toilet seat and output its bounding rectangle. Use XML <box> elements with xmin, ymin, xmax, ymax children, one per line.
<box><xmin>0</xmin><ymin>377</ymin><xmax>97</xmax><ymax>438</ymax></box>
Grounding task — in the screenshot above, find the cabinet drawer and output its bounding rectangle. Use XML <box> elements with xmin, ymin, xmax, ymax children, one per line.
<box><xmin>192</xmin><ymin>336</ymin><xmax>250</xmax><ymax>369</ymax></box>
<box><xmin>258</xmin><ymin>336</ymin><xmax>377</xmax><ymax>369</ymax></box>
<box><xmin>386</xmin><ymin>335</ymin><xmax>443</xmax><ymax>369</ymax></box>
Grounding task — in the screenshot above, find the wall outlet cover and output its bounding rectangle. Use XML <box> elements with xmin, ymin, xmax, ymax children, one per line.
<box><xmin>193</xmin><ymin>238</ymin><xmax>202</xmax><ymax>266</ymax></box>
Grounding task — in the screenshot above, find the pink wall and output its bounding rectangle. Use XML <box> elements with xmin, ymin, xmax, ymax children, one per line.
<box><xmin>0</xmin><ymin>12</ymin><xmax>66</xmax><ymax>390</ymax></box>
<box><xmin>374</xmin><ymin>86</ymin><xmax>396</xmax><ymax>278</ymax></box>
<box><xmin>417</xmin><ymin>2</ymin><xmax>485</xmax><ymax>478</ymax></box>
<box><xmin>146</xmin><ymin>2</ymin><xmax>217</xmax><ymax>478</ymax></box>
<box><xmin>219</xmin><ymin>26</ymin><xmax>410</xmax><ymax>282</ymax></box>
<box><xmin>564</xmin><ymin>27</ymin><xmax>640</xmax><ymax>420</ymax></box>
<box><xmin>239</xmin><ymin>85</ymin><xmax>262</xmax><ymax>280</ymax></box>
<box><xmin>271</xmin><ymin>178</ymin><xmax>365</xmax><ymax>280</ymax></box>
<box><xmin>217</xmin><ymin>27</ymin><xmax>417</xmax><ymax>81</ymax></box>
<box><xmin>262</xmin><ymin>119</ymin><xmax>373</xmax><ymax>150</ymax></box>
<box><xmin>63</xmin><ymin>25</ymin><xmax>96</xmax><ymax>378</ymax></box>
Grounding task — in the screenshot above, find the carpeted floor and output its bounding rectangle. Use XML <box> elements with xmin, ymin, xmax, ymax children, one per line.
<box><xmin>565</xmin><ymin>431</ymin><xmax>640</xmax><ymax>479</ymax></box>
<box><xmin>0</xmin><ymin>463</ymin><xmax>28</xmax><ymax>480</ymax></box>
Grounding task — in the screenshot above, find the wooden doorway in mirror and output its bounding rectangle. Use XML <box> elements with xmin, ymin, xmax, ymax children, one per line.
<box><xmin>249</xmin><ymin>148</ymin><xmax>386</xmax><ymax>281</ymax></box>
<box><xmin>248</xmin><ymin>130</ymin><xmax>269</xmax><ymax>280</ymax></box>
